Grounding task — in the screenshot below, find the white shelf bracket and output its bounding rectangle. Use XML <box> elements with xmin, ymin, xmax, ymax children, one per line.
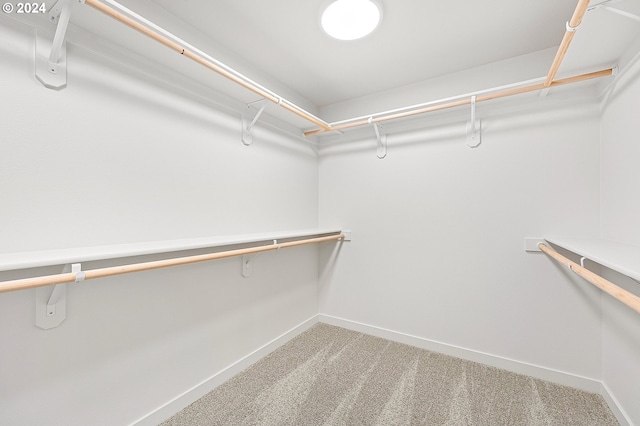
<box><xmin>370</xmin><ymin>119</ymin><xmax>387</xmax><ymax>159</ymax></box>
<box><xmin>242</xmin><ymin>239</ymin><xmax>280</xmax><ymax>277</ymax></box>
<box><xmin>466</xmin><ymin>95</ymin><xmax>481</xmax><ymax>148</ymax></box>
<box><xmin>35</xmin><ymin>262</ymin><xmax>82</xmax><ymax>329</ymax></box>
<box><xmin>35</xmin><ymin>0</ymin><xmax>73</xmax><ymax>90</ymax></box>
<box><xmin>242</xmin><ymin>99</ymin><xmax>267</xmax><ymax>146</ymax></box>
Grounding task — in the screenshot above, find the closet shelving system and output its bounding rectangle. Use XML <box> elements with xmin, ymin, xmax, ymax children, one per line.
<box><xmin>2</xmin><ymin>0</ymin><xmax>639</xmax><ymax>322</ymax></box>
<box><xmin>0</xmin><ymin>229</ymin><xmax>347</xmax><ymax>292</ymax></box>
<box><xmin>537</xmin><ymin>239</ymin><xmax>640</xmax><ymax>315</ymax></box>
<box><xmin>73</xmin><ymin>0</ymin><xmax>612</xmax><ymax>138</ymax></box>
<box><xmin>0</xmin><ymin>230</ymin><xmax>347</xmax><ymax>328</ymax></box>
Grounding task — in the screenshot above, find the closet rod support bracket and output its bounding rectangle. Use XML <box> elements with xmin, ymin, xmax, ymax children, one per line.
<box><xmin>35</xmin><ymin>263</ymin><xmax>81</xmax><ymax>329</ymax></box>
<box><xmin>466</xmin><ymin>95</ymin><xmax>482</xmax><ymax>148</ymax></box>
<box><xmin>242</xmin><ymin>100</ymin><xmax>267</xmax><ymax>146</ymax></box>
<box><xmin>565</xmin><ymin>21</ymin><xmax>579</xmax><ymax>32</ymax></box>
<box><xmin>370</xmin><ymin>119</ymin><xmax>387</xmax><ymax>159</ymax></box>
<box><xmin>35</xmin><ymin>0</ymin><xmax>72</xmax><ymax>90</ymax></box>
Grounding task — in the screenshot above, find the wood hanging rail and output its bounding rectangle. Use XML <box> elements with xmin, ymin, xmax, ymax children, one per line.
<box><xmin>544</xmin><ymin>0</ymin><xmax>591</xmax><ymax>87</ymax></box>
<box><xmin>303</xmin><ymin>68</ymin><xmax>613</xmax><ymax>136</ymax></box>
<box><xmin>81</xmin><ymin>0</ymin><xmax>612</xmax><ymax>137</ymax></box>
<box><xmin>0</xmin><ymin>233</ymin><xmax>345</xmax><ymax>294</ymax></box>
<box><xmin>83</xmin><ymin>0</ymin><xmax>331</xmax><ymax>131</ymax></box>
<box><xmin>303</xmin><ymin>0</ymin><xmax>608</xmax><ymax>137</ymax></box>
<box><xmin>538</xmin><ymin>242</ymin><xmax>640</xmax><ymax>315</ymax></box>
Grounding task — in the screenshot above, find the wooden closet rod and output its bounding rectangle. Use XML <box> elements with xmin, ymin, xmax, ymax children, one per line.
<box><xmin>83</xmin><ymin>0</ymin><xmax>331</xmax><ymax>131</ymax></box>
<box><xmin>84</xmin><ymin>0</ymin><xmax>609</xmax><ymax>138</ymax></box>
<box><xmin>539</xmin><ymin>243</ymin><xmax>640</xmax><ymax>315</ymax></box>
<box><xmin>303</xmin><ymin>68</ymin><xmax>613</xmax><ymax>136</ymax></box>
<box><xmin>544</xmin><ymin>0</ymin><xmax>591</xmax><ymax>87</ymax></box>
<box><xmin>0</xmin><ymin>234</ymin><xmax>344</xmax><ymax>294</ymax></box>
<box><xmin>303</xmin><ymin>0</ymin><xmax>605</xmax><ymax>137</ymax></box>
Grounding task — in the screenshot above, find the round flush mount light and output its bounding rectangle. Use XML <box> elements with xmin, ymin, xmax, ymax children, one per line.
<box><xmin>321</xmin><ymin>0</ymin><xmax>382</xmax><ymax>41</ymax></box>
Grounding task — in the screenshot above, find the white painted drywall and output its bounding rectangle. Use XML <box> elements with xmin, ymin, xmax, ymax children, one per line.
<box><xmin>2</xmin><ymin>6</ymin><xmax>638</xmax><ymax>425</ymax></box>
<box><xmin>318</xmin><ymin>47</ymin><xmax>559</xmax><ymax>123</ymax></box>
<box><xmin>600</xmin><ymin>51</ymin><xmax>640</xmax><ymax>425</ymax></box>
<box><xmin>318</xmin><ymin>100</ymin><xmax>603</xmax><ymax>383</ymax></box>
<box><xmin>0</xmin><ymin>18</ymin><xmax>319</xmax><ymax>425</ymax></box>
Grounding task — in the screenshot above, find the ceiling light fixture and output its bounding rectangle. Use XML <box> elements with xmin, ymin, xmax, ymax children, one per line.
<box><xmin>321</xmin><ymin>0</ymin><xmax>382</xmax><ymax>41</ymax></box>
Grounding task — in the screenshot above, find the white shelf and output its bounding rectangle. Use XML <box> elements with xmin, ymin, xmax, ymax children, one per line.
<box><xmin>0</xmin><ymin>228</ymin><xmax>343</xmax><ymax>272</ymax></box>
<box><xmin>543</xmin><ymin>236</ymin><xmax>640</xmax><ymax>282</ymax></box>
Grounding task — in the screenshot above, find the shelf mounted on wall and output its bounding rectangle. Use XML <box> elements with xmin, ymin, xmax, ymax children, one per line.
<box><xmin>0</xmin><ymin>229</ymin><xmax>351</xmax><ymax>329</ymax></box>
<box><xmin>525</xmin><ymin>236</ymin><xmax>640</xmax><ymax>315</ymax></box>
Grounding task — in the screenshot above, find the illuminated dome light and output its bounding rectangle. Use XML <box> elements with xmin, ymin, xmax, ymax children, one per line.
<box><xmin>321</xmin><ymin>0</ymin><xmax>382</xmax><ymax>41</ymax></box>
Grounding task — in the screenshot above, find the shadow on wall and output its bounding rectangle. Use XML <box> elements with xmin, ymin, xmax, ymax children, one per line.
<box><xmin>68</xmin><ymin>45</ymin><xmax>317</xmax><ymax>158</ymax></box>
<box><xmin>318</xmin><ymin>239</ymin><xmax>345</xmax><ymax>300</ymax></box>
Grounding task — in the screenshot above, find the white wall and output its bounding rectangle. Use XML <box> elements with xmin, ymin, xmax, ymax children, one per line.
<box><xmin>0</xmin><ymin>17</ymin><xmax>319</xmax><ymax>425</ymax></box>
<box><xmin>319</xmin><ymin>47</ymin><xmax>558</xmax><ymax>123</ymax></box>
<box><xmin>318</xmin><ymin>100</ymin><xmax>604</xmax><ymax>385</ymax></box>
<box><xmin>600</xmin><ymin>53</ymin><xmax>640</xmax><ymax>425</ymax></box>
<box><xmin>3</xmin><ymin>7</ymin><xmax>639</xmax><ymax>425</ymax></box>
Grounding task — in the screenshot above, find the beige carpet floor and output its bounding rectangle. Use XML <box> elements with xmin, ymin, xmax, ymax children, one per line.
<box><xmin>161</xmin><ymin>323</ymin><xmax>619</xmax><ymax>425</ymax></box>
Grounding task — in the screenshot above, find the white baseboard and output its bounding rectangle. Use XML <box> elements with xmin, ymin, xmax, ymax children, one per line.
<box><xmin>130</xmin><ymin>315</ymin><xmax>319</xmax><ymax>426</ymax></box>
<box><xmin>318</xmin><ymin>314</ymin><xmax>602</xmax><ymax>394</ymax></box>
<box><xmin>600</xmin><ymin>382</ymin><xmax>632</xmax><ymax>426</ymax></box>
<box><xmin>131</xmin><ymin>313</ymin><xmax>630</xmax><ymax>426</ymax></box>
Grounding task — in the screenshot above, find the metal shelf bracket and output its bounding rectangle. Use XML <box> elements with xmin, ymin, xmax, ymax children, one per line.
<box><xmin>241</xmin><ymin>238</ymin><xmax>285</xmax><ymax>277</ymax></box>
<box><xmin>35</xmin><ymin>0</ymin><xmax>73</xmax><ymax>89</ymax></box>
<box><xmin>242</xmin><ymin>99</ymin><xmax>268</xmax><ymax>146</ymax></box>
<box><xmin>466</xmin><ymin>95</ymin><xmax>482</xmax><ymax>148</ymax></box>
<box><xmin>35</xmin><ymin>263</ymin><xmax>82</xmax><ymax>329</ymax></box>
<box><xmin>371</xmin><ymin>119</ymin><xmax>387</xmax><ymax>159</ymax></box>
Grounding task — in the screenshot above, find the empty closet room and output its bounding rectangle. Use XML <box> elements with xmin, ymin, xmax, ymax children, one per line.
<box><xmin>1</xmin><ymin>0</ymin><xmax>640</xmax><ymax>424</ymax></box>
